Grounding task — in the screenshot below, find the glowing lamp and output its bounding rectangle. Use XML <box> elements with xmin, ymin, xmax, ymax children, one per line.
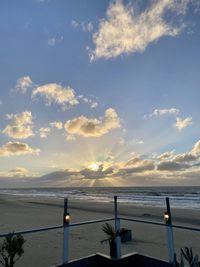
<box><xmin>64</xmin><ymin>213</ymin><xmax>70</xmax><ymax>224</ymax></box>
<box><xmin>164</xmin><ymin>212</ymin><xmax>170</xmax><ymax>223</ymax></box>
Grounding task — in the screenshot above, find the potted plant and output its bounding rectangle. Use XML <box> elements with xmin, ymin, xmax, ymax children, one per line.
<box><xmin>0</xmin><ymin>233</ymin><xmax>25</xmax><ymax>267</ymax></box>
<box><xmin>101</xmin><ymin>223</ymin><xmax>128</xmax><ymax>258</ymax></box>
<box><xmin>173</xmin><ymin>247</ymin><xmax>200</xmax><ymax>267</ymax></box>
<box><xmin>101</xmin><ymin>223</ymin><xmax>118</xmax><ymax>258</ymax></box>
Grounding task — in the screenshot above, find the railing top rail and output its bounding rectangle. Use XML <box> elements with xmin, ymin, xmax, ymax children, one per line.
<box><xmin>1</xmin><ymin>216</ymin><xmax>200</xmax><ymax>238</ymax></box>
<box><xmin>0</xmin><ymin>224</ymin><xmax>63</xmax><ymax>238</ymax></box>
<box><xmin>172</xmin><ymin>224</ymin><xmax>200</xmax><ymax>232</ymax></box>
<box><xmin>120</xmin><ymin>217</ymin><xmax>200</xmax><ymax>232</ymax></box>
<box><xmin>0</xmin><ymin>217</ymin><xmax>115</xmax><ymax>238</ymax></box>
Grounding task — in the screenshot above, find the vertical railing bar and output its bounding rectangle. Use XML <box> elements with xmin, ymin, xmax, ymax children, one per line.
<box><xmin>63</xmin><ymin>198</ymin><xmax>69</xmax><ymax>264</ymax></box>
<box><xmin>114</xmin><ymin>195</ymin><xmax>121</xmax><ymax>259</ymax></box>
<box><xmin>164</xmin><ymin>197</ymin><xmax>175</xmax><ymax>263</ymax></box>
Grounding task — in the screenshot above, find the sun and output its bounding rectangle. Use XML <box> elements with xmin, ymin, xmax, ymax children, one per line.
<box><xmin>89</xmin><ymin>162</ymin><xmax>99</xmax><ymax>171</ymax></box>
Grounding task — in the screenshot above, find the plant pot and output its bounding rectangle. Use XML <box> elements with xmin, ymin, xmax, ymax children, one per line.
<box><xmin>109</xmin><ymin>240</ymin><xmax>117</xmax><ymax>258</ymax></box>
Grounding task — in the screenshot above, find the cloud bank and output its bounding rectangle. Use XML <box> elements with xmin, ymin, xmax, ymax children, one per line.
<box><xmin>1</xmin><ymin>138</ymin><xmax>200</xmax><ymax>186</ymax></box>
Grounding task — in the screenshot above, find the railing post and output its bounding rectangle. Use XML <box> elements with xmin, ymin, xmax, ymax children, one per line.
<box><xmin>114</xmin><ymin>196</ymin><xmax>121</xmax><ymax>259</ymax></box>
<box><xmin>63</xmin><ymin>198</ymin><xmax>70</xmax><ymax>264</ymax></box>
<box><xmin>164</xmin><ymin>197</ymin><xmax>175</xmax><ymax>264</ymax></box>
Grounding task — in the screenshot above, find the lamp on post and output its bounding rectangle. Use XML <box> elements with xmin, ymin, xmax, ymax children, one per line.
<box><xmin>64</xmin><ymin>213</ymin><xmax>70</xmax><ymax>224</ymax></box>
<box><xmin>63</xmin><ymin>198</ymin><xmax>70</xmax><ymax>264</ymax></box>
<box><xmin>164</xmin><ymin>212</ymin><xmax>170</xmax><ymax>224</ymax></box>
<box><xmin>164</xmin><ymin>197</ymin><xmax>175</xmax><ymax>264</ymax></box>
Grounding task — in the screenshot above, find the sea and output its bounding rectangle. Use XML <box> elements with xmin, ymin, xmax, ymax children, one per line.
<box><xmin>0</xmin><ymin>186</ymin><xmax>200</xmax><ymax>210</ymax></box>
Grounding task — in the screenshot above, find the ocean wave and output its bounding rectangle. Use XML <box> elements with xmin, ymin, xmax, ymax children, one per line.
<box><xmin>0</xmin><ymin>187</ymin><xmax>200</xmax><ymax>209</ymax></box>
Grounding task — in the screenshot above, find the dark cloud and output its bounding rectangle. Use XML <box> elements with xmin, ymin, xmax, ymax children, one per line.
<box><xmin>120</xmin><ymin>157</ymin><xmax>155</xmax><ymax>174</ymax></box>
<box><xmin>157</xmin><ymin>161</ymin><xmax>191</xmax><ymax>171</ymax></box>
<box><xmin>80</xmin><ymin>164</ymin><xmax>114</xmax><ymax>179</ymax></box>
<box><xmin>0</xmin><ymin>142</ymin><xmax>40</xmax><ymax>156</ymax></box>
<box><xmin>172</xmin><ymin>153</ymin><xmax>198</xmax><ymax>163</ymax></box>
<box><xmin>38</xmin><ymin>170</ymin><xmax>79</xmax><ymax>182</ymax></box>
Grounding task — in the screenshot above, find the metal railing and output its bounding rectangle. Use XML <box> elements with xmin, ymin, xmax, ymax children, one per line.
<box><xmin>0</xmin><ymin>196</ymin><xmax>200</xmax><ymax>266</ymax></box>
<box><xmin>120</xmin><ymin>217</ymin><xmax>200</xmax><ymax>232</ymax></box>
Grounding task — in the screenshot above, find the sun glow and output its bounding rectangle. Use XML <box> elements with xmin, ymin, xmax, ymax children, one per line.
<box><xmin>89</xmin><ymin>162</ymin><xmax>99</xmax><ymax>171</ymax></box>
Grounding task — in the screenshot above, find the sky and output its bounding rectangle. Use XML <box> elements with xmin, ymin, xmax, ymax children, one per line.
<box><xmin>0</xmin><ymin>0</ymin><xmax>200</xmax><ymax>187</ymax></box>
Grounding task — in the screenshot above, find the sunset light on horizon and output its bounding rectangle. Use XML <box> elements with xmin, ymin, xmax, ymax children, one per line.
<box><xmin>0</xmin><ymin>0</ymin><xmax>200</xmax><ymax>187</ymax></box>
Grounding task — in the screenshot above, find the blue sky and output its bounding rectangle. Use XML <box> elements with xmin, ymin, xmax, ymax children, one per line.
<box><xmin>0</xmin><ymin>0</ymin><xmax>200</xmax><ymax>187</ymax></box>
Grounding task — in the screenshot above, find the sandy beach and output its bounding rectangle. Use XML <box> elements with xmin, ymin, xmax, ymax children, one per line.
<box><xmin>0</xmin><ymin>194</ymin><xmax>199</xmax><ymax>267</ymax></box>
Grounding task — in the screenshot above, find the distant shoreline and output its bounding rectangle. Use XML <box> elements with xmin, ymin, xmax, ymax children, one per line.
<box><xmin>0</xmin><ymin>186</ymin><xmax>199</xmax><ymax>210</ymax></box>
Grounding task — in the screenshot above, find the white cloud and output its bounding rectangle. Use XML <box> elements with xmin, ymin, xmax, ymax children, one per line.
<box><xmin>146</xmin><ymin>108</ymin><xmax>192</xmax><ymax>131</ymax></box>
<box><xmin>174</xmin><ymin>117</ymin><xmax>192</xmax><ymax>130</ymax></box>
<box><xmin>39</xmin><ymin>127</ymin><xmax>51</xmax><ymax>138</ymax></box>
<box><xmin>71</xmin><ymin>20</ymin><xmax>79</xmax><ymax>28</ymax></box>
<box><xmin>32</xmin><ymin>83</ymin><xmax>79</xmax><ymax>110</ymax></box>
<box><xmin>82</xmin><ymin>97</ymin><xmax>89</xmax><ymax>103</ymax></box>
<box><xmin>0</xmin><ymin>167</ymin><xmax>29</xmax><ymax>178</ymax></box>
<box><xmin>0</xmin><ymin>142</ymin><xmax>40</xmax><ymax>157</ymax></box>
<box><xmin>15</xmin><ymin>77</ymin><xmax>98</xmax><ymax>111</ymax></box>
<box><xmin>47</xmin><ymin>38</ymin><xmax>56</xmax><ymax>46</ymax></box>
<box><xmin>82</xmin><ymin>22</ymin><xmax>93</xmax><ymax>32</ymax></box>
<box><xmin>132</xmin><ymin>139</ymin><xmax>144</xmax><ymax>145</ymax></box>
<box><xmin>192</xmin><ymin>140</ymin><xmax>200</xmax><ymax>154</ymax></box>
<box><xmin>79</xmin><ymin>95</ymin><xmax>99</xmax><ymax>109</ymax></box>
<box><xmin>3</xmin><ymin>111</ymin><xmax>34</xmax><ymax>139</ymax></box>
<box><xmin>144</xmin><ymin>108</ymin><xmax>179</xmax><ymax>119</ymax></box>
<box><xmin>64</xmin><ymin>108</ymin><xmax>121</xmax><ymax>139</ymax></box>
<box><xmin>157</xmin><ymin>151</ymin><xmax>174</xmax><ymax>160</ymax></box>
<box><xmin>16</xmin><ymin>76</ymin><xmax>33</xmax><ymax>93</ymax></box>
<box><xmin>90</xmin><ymin>102</ymin><xmax>98</xmax><ymax>109</ymax></box>
<box><xmin>47</xmin><ymin>36</ymin><xmax>63</xmax><ymax>47</ymax></box>
<box><xmin>152</xmin><ymin>108</ymin><xmax>179</xmax><ymax>116</ymax></box>
<box><xmin>49</xmin><ymin>121</ymin><xmax>63</xmax><ymax>129</ymax></box>
<box><xmin>72</xmin><ymin>20</ymin><xmax>93</xmax><ymax>32</ymax></box>
<box><xmin>90</xmin><ymin>0</ymin><xmax>190</xmax><ymax>60</ymax></box>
